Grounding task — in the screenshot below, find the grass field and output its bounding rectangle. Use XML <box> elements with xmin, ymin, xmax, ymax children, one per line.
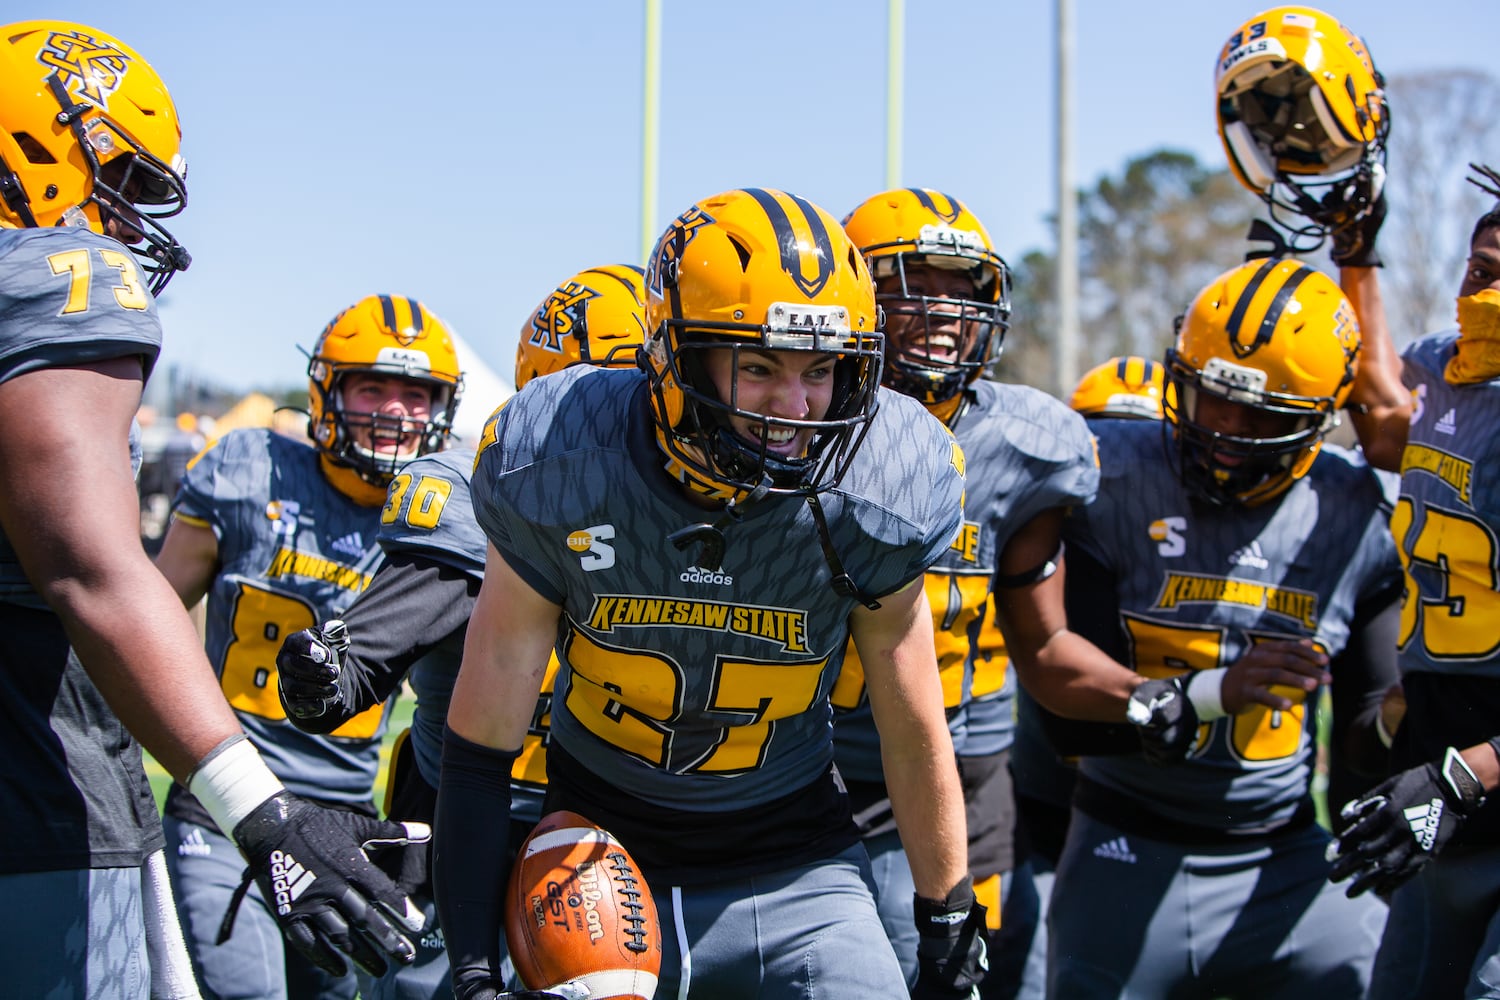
<box><xmin>145</xmin><ymin>689</ymin><xmax>1335</xmax><ymax>827</ymax></box>
<box><xmin>143</xmin><ymin>694</ymin><xmax>418</xmax><ymax>813</ymax></box>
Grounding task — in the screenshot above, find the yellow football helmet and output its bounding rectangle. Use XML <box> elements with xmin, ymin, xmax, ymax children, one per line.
<box><xmin>1070</xmin><ymin>356</ymin><xmax>1170</xmax><ymax>420</ymax></box>
<box><xmin>842</xmin><ymin>188</ymin><xmax>1010</xmax><ymax>405</ymax></box>
<box><xmin>643</xmin><ymin>188</ymin><xmax>883</xmax><ymax>501</ymax></box>
<box><xmin>1215</xmin><ymin>7</ymin><xmax>1388</xmax><ymax>229</ymax></box>
<box><xmin>306</xmin><ymin>295</ymin><xmax>465</xmax><ymax>501</ymax></box>
<box><xmin>1165</xmin><ymin>258</ymin><xmax>1360</xmax><ymax>506</ymax></box>
<box><xmin>514</xmin><ymin>264</ymin><xmax>648</xmax><ymax>390</ymax></box>
<box><xmin>0</xmin><ymin>21</ymin><xmax>189</xmax><ymax>292</ymax></box>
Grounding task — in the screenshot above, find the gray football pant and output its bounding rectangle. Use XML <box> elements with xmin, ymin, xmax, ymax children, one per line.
<box><xmin>0</xmin><ymin>866</ymin><xmax>149</xmax><ymax>998</ymax></box>
<box><xmin>648</xmin><ymin>842</ymin><xmax>905</xmax><ymax>999</ymax></box>
<box><xmin>1048</xmin><ymin>809</ymin><xmax>1386</xmax><ymax>999</ymax></box>
<box><xmin>1370</xmin><ymin>847</ymin><xmax>1500</xmax><ymax>999</ymax></box>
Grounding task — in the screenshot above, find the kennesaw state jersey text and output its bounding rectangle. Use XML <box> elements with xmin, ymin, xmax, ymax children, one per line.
<box><xmin>1066</xmin><ymin>419</ymin><xmax>1401</xmax><ymax>833</ymax></box>
<box><xmin>834</xmin><ymin>380</ymin><xmax>1098</xmax><ymax>780</ymax></box>
<box><xmin>0</xmin><ymin>227</ymin><xmax>162</xmax><ymax>608</ymax></box>
<box><xmin>172</xmin><ymin>428</ymin><xmax>391</xmax><ymax>807</ymax></box>
<box><xmin>472</xmin><ymin>367</ymin><xmax>965</xmax><ymax>812</ymax></box>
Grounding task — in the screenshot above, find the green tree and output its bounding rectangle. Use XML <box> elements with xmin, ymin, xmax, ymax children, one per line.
<box><xmin>1382</xmin><ymin>70</ymin><xmax>1500</xmax><ymax>342</ymax></box>
<box><xmin>998</xmin><ymin>149</ymin><xmax>1260</xmax><ymax>394</ymax></box>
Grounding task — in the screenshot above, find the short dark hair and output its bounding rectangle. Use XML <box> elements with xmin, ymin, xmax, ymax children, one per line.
<box><xmin>1468</xmin><ymin>163</ymin><xmax>1500</xmax><ymax>246</ymax></box>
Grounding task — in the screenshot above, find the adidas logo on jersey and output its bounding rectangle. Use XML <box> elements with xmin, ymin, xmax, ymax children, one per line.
<box><xmin>268</xmin><ymin>849</ymin><xmax>317</xmax><ymax>917</ymax></box>
<box><xmin>329</xmin><ymin>532</ymin><xmax>366</xmax><ymax>557</ymax></box>
<box><xmin>1404</xmin><ymin>798</ymin><xmax>1445</xmax><ymax>852</ymax></box>
<box><xmin>1228</xmin><ymin>540</ymin><xmax>1268</xmax><ymax>569</ymax></box>
<box><xmin>177</xmin><ymin>826</ymin><xmax>212</xmax><ymax>858</ymax></box>
<box><xmin>1092</xmin><ymin>836</ymin><xmax>1137</xmax><ymax>864</ymax></box>
<box><xmin>680</xmin><ymin>566</ymin><xmax>734</xmax><ymax>586</ymax></box>
<box><xmin>1435</xmin><ymin>408</ymin><xmax>1457</xmax><ymax>436</ymax></box>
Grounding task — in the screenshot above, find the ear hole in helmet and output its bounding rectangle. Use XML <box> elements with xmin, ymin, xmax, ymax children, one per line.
<box><xmin>13</xmin><ymin>134</ymin><xmax>55</xmax><ymax>164</ymax></box>
<box><xmin>726</xmin><ymin>234</ymin><xmax>752</xmax><ymax>273</ymax></box>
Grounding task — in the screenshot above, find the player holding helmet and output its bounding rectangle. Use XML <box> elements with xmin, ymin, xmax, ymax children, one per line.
<box><xmin>833</xmin><ymin>188</ymin><xmax>1100</xmax><ymax>994</ymax></box>
<box><xmin>274</xmin><ymin>263</ymin><xmax>650</xmax><ymax>1000</ymax></box>
<box><xmin>1033</xmin><ymin>259</ymin><xmax>1400</xmax><ymax>997</ymax></box>
<box><xmin>1215</xmin><ymin>5</ymin><xmax>1409</xmax><ymax>468</ymax></box>
<box><xmin>0</xmin><ymin>20</ymin><xmax>426</xmax><ymax>997</ymax></box>
<box><xmin>153</xmin><ymin>295</ymin><xmax>462</xmax><ymax>999</ymax></box>
<box><xmin>434</xmin><ymin>188</ymin><xmax>981</xmax><ymax>999</ymax></box>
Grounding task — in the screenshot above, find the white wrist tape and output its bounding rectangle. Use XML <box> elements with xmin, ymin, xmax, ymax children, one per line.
<box><xmin>186</xmin><ymin>735</ymin><xmax>284</xmax><ymax>841</ymax></box>
<box><xmin>1184</xmin><ymin>668</ymin><xmax>1229</xmax><ymax>722</ymax></box>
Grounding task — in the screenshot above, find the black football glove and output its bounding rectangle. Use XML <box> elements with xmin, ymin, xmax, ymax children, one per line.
<box><xmin>1125</xmin><ymin>677</ymin><xmax>1198</xmax><ymax>766</ymax></box>
<box><xmin>912</xmin><ymin>878</ymin><xmax>988</xmax><ymax>999</ymax></box>
<box><xmin>232</xmin><ymin>790</ymin><xmax>429</xmax><ymax>977</ymax></box>
<box><xmin>277</xmin><ymin>620</ymin><xmax>350</xmax><ymax>722</ymax></box>
<box><xmin>1324</xmin><ymin>167</ymin><xmax>1386</xmax><ymax>268</ymax></box>
<box><xmin>1327</xmin><ymin>747</ymin><xmax>1486</xmax><ymax>899</ymax></box>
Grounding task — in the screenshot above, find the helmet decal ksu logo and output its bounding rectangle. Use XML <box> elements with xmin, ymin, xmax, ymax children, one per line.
<box><xmin>647</xmin><ymin>206</ymin><xmax>714</xmax><ymax>300</ymax></box>
<box><xmin>530</xmin><ymin>282</ymin><xmax>598</xmax><ymax>354</ymax></box>
<box><xmin>39</xmin><ymin>29</ymin><xmax>131</xmax><ymax>110</ymax></box>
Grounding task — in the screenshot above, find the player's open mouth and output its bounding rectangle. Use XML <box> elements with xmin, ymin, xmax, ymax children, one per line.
<box><xmin>745</xmin><ymin>424</ymin><xmax>801</xmax><ymax>456</ymax></box>
<box><xmin>913</xmin><ymin>331</ymin><xmax>960</xmax><ymax>362</ymax></box>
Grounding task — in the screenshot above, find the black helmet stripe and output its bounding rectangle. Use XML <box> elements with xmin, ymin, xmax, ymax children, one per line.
<box><xmin>743</xmin><ymin>188</ymin><xmax>836</xmax><ymax>298</ymax></box>
<box><xmin>1226</xmin><ymin>260</ymin><xmax>1314</xmax><ymax>358</ymax></box>
<box><xmin>584</xmin><ymin>265</ymin><xmax>646</xmax><ymax>307</ymax></box>
<box><xmin>404</xmin><ymin>297</ymin><xmax>425</xmax><ymax>333</ymax></box>
<box><xmin>379</xmin><ymin>294</ymin><xmax>399</xmax><ymax>335</ymax></box>
<box><xmin>907</xmin><ymin>188</ymin><xmax>962</xmax><ymax>224</ymax></box>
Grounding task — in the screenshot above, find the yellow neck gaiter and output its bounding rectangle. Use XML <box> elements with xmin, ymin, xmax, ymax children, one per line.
<box><xmin>1444</xmin><ymin>288</ymin><xmax>1500</xmax><ymax>385</ymax></box>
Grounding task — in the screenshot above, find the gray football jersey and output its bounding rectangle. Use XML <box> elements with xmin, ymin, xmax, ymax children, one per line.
<box><xmin>472</xmin><ymin>367</ymin><xmax>965</xmax><ymax>812</ymax></box>
<box><xmin>0</xmin><ymin>227</ymin><xmax>161</xmax><ymax>608</ymax></box>
<box><xmin>1067</xmin><ymin>419</ymin><xmax>1401</xmax><ymax>833</ymax></box>
<box><xmin>833</xmin><ymin>380</ymin><xmax>1099</xmax><ymax>780</ymax></box>
<box><xmin>174</xmin><ymin>429</ymin><xmax>391</xmax><ymax>805</ymax></box>
<box><xmin>0</xmin><ymin>226</ymin><xmax>164</xmax><ymax>871</ymax></box>
<box><xmin>376</xmin><ymin>447</ymin><xmax>547</xmax><ymax>823</ymax></box>
<box><xmin>1396</xmin><ymin>331</ymin><xmax>1500</xmax><ymax>681</ymax></box>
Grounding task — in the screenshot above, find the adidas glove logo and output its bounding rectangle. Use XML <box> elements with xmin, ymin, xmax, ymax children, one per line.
<box><xmin>1403</xmin><ymin>797</ymin><xmax>1446</xmax><ymax>853</ymax></box>
<box><xmin>268</xmin><ymin>849</ymin><xmax>318</xmax><ymax>917</ymax></box>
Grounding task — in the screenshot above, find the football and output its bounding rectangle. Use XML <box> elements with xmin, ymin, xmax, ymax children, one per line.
<box><xmin>504</xmin><ymin>810</ymin><xmax>661</xmax><ymax>999</ymax></box>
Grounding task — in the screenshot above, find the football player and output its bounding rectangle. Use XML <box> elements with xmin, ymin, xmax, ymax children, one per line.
<box><xmin>1327</xmin><ymin>164</ymin><xmax>1500</xmax><ymax>998</ymax></box>
<box><xmin>0</xmin><ymin>19</ymin><xmax>426</xmax><ymax>998</ymax></box>
<box><xmin>1214</xmin><ymin>5</ymin><xmax>1409</xmax><ymax>468</ymax></box>
<box><xmin>152</xmin><ymin>294</ymin><xmax>462</xmax><ymax>1000</ymax></box>
<box><xmin>994</xmin><ymin>356</ymin><xmax>1168</xmax><ymax>1000</ymax></box>
<box><xmin>832</xmin><ymin>188</ymin><xmax>1099</xmax><ymax>994</ymax></box>
<box><xmin>1032</xmin><ymin>259</ymin><xmax>1401</xmax><ymax>997</ymax></box>
<box><xmin>273</xmin><ymin>263</ymin><xmax>650</xmax><ymax>1000</ymax></box>
<box><xmin>434</xmin><ymin>189</ymin><xmax>982</xmax><ymax>1000</ymax></box>
<box><xmin>1067</xmin><ymin>356</ymin><xmax>1169</xmax><ymax>420</ymax></box>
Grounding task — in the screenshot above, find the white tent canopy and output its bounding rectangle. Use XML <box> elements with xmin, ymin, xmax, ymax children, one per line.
<box><xmin>449</xmin><ymin>329</ymin><xmax>513</xmax><ymax>448</ymax></box>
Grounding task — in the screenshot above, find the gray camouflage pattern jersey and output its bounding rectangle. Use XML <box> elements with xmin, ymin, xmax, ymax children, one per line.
<box><xmin>471</xmin><ymin>366</ymin><xmax>965</xmax><ymax>812</ymax></box>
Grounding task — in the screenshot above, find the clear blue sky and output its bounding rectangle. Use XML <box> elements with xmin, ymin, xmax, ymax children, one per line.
<box><xmin>50</xmin><ymin>0</ymin><xmax>1500</xmax><ymax>410</ymax></box>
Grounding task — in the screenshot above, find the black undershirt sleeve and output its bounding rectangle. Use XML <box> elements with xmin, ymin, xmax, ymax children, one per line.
<box><xmin>1326</xmin><ymin>582</ymin><xmax>1402</xmax><ymax>821</ymax></box>
<box><xmin>291</xmin><ymin>553</ymin><xmax>480</xmax><ymax>735</ymax></box>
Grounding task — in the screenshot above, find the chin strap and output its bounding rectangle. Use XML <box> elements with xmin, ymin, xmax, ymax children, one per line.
<box><xmin>805</xmin><ymin>490</ymin><xmax>881</xmax><ymax>611</ymax></box>
<box><xmin>667</xmin><ymin>479</ymin><xmax>771</xmax><ymax>571</ymax></box>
